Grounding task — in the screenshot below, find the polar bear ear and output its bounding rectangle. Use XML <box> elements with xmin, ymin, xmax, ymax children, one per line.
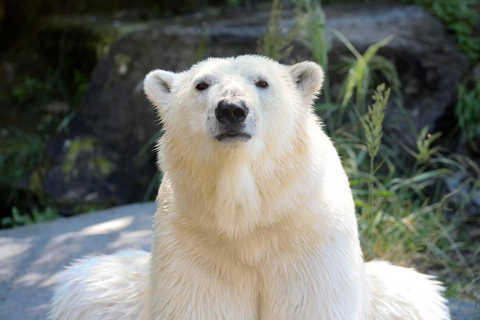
<box><xmin>289</xmin><ymin>61</ymin><xmax>324</xmax><ymax>105</ymax></box>
<box><xmin>144</xmin><ymin>69</ymin><xmax>178</xmax><ymax>113</ymax></box>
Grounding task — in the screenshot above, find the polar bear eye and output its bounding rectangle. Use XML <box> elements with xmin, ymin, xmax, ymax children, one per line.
<box><xmin>256</xmin><ymin>81</ymin><xmax>268</xmax><ymax>88</ymax></box>
<box><xmin>196</xmin><ymin>82</ymin><xmax>209</xmax><ymax>91</ymax></box>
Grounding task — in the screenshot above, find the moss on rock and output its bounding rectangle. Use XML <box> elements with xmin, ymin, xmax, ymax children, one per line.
<box><xmin>62</xmin><ymin>138</ymin><xmax>99</xmax><ymax>177</ymax></box>
<box><xmin>88</xmin><ymin>156</ymin><xmax>115</xmax><ymax>178</ymax></box>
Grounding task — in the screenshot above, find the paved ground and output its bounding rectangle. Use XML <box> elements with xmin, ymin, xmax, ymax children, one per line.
<box><xmin>0</xmin><ymin>202</ymin><xmax>477</xmax><ymax>319</ymax></box>
<box><xmin>0</xmin><ymin>202</ymin><xmax>155</xmax><ymax>320</ymax></box>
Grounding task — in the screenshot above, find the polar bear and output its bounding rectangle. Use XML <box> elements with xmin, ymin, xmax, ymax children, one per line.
<box><xmin>50</xmin><ymin>55</ymin><xmax>450</xmax><ymax>320</ymax></box>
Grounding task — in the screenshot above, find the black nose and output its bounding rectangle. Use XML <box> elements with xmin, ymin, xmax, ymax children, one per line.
<box><xmin>215</xmin><ymin>101</ymin><xmax>248</xmax><ymax>125</ymax></box>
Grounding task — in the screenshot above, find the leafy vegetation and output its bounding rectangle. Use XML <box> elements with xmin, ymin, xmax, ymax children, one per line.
<box><xmin>257</xmin><ymin>0</ymin><xmax>296</xmax><ymax>61</ymax></box>
<box><xmin>456</xmin><ymin>81</ymin><xmax>480</xmax><ymax>152</ymax></box>
<box><xmin>0</xmin><ymin>37</ymin><xmax>91</xmax><ymax>228</ymax></box>
<box><xmin>361</xmin><ymin>84</ymin><xmax>390</xmax><ymax>220</ymax></box>
<box><xmin>294</xmin><ymin>0</ymin><xmax>332</xmax><ymax>103</ymax></box>
<box><xmin>406</xmin><ymin>0</ymin><xmax>480</xmax><ymax>154</ymax></box>
<box><xmin>1</xmin><ymin>206</ymin><xmax>59</xmax><ymax>228</ymax></box>
<box><xmin>258</xmin><ymin>0</ymin><xmax>480</xmax><ymax>302</ymax></box>
<box><xmin>334</xmin><ymin>34</ymin><xmax>400</xmax><ymax>124</ymax></box>
<box><xmin>406</xmin><ymin>0</ymin><xmax>480</xmax><ymax>62</ymax></box>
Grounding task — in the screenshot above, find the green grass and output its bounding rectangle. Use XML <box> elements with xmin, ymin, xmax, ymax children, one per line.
<box><xmin>257</xmin><ymin>0</ymin><xmax>296</xmax><ymax>61</ymax></box>
<box><xmin>294</xmin><ymin>0</ymin><xmax>332</xmax><ymax>103</ymax></box>
<box><xmin>456</xmin><ymin>81</ymin><xmax>480</xmax><ymax>152</ymax></box>
<box><xmin>1</xmin><ymin>206</ymin><xmax>59</xmax><ymax>228</ymax></box>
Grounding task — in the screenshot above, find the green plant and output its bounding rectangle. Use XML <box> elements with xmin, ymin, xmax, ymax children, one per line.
<box><xmin>12</xmin><ymin>77</ymin><xmax>50</xmax><ymax>105</ymax></box>
<box><xmin>257</xmin><ymin>0</ymin><xmax>297</xmax><ymax>61</ymax></box>
<box><xmin>456</xmin><ymin>81</ymin><xmax>480</xmax><ymax>152</ymax></box>
<box><xmin>1</xmin><ymin>206</ymin><xmax>59</xmax><ymax>228</ymax></box>
<box><xmin>2</xmin><ymin>69</ymin><xmax>88</xmax><ymax>227</ymax></box>
<box><xmin>289</xmin><ymin>1</ymin><xmax>401</xmax><ymax>132</ymax></box>
<box><xmin>294</xmin><ymin>0</ymin><xmax>332</xmax><ymax>103</ymax></box>
<box><xmin>72</xmin><ymin>70</ymin><xmax>89</xmax><ymax>108</ymax></box>
<box><xmin>406</xmin><ymin>0</ymin><xmax>480</xmax><ymax>162</ymax></box>
<box><xmin>408</xmin><ymin>0</ymin><xmax>480</xmax><ymax>62</ymax></box>
<box><xmin>414</xmin><ymin>127</ymin><xmax>443</xmax><ymax>164</ymax></box>
<box><xmin>0</xmin><ymin>127</ymin><xmax>45</xmax><ymax>187</ymax></box>
<box><xmin>361</xmin><ymin>84</ymin><xmax>390</xmax><ymax>214</ymax></box>
<box><xmin>335</xmin><ymin>34</ymin><xmax>400</xmax><ymax>115</ymax></box>
<box><xmin>0</xmin><ymin>127</ymin><xmax>46</xmax><ymax>228</ymax></box>
<box><xmin>345</xmin><ymin>87</ymin><xmax>478</xmax><ymax>291</ymax></box>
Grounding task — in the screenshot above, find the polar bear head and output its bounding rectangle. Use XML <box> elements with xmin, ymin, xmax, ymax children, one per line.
<box><xmin>144</xmin><ymin>55</ymin><xmax>324</xmax><ymax>236</ymax></box>
<box><xmin>144</xmin><ymin>55</ymin><xmax>323</xmax><ymax>163</ymax></box>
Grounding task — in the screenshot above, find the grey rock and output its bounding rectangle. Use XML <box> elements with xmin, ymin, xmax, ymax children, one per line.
<box><xmin>445</xmin><ymin>171</ymin><xmax>480</xmax><ymax>220</ymax></box>
<box><xmin>449</xmin><ymin>299</ymin><xmax>480</xmax><ymax>320</ymax></box>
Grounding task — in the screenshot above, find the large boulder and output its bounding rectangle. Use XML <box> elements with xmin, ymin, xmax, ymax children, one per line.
<box><xmin>43</xmin><ymin>4</ymin><xmax>470</xmax><ymax>214</ymax></box>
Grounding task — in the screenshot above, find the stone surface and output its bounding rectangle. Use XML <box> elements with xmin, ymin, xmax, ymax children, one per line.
<box><xmin>0</xmin><ymin>202</ymin><xmax>478</xmax><ymax>320</ymax></box>
<box><xmin>449</xmin><ymin>299</ymin><xmax>480</xmax><ymax>320</ymax></box>
<box><xmin>0</xmin><ymin>202</ymin><xmax>155</xmax><ymax>320</ymax></box>
<box><xmin>44</xmin><ymin>4</ymin><xmax>470</xmax><ymax>213</ymax></box>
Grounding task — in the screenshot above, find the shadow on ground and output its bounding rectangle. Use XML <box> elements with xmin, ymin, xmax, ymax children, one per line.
<box><xmin>0</xmin><ymin>202</ymin><xmax>155</xmax><ymax>320</ymax></box>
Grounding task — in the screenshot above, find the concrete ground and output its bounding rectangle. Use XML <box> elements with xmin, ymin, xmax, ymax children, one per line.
<box><xmin>0</xmin><ymin>202</ymin><xmax>155</xmax><ymax>320</ymax></box>
<box><xmin>0</xmin><ymin>202</ymin><xmax>477</xmax><ymax>319</ymax></box>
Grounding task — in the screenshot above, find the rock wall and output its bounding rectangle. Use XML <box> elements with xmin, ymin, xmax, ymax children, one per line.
<box><xmin>43</xmin><ymin>4</ymin><xmax>470</xmax><ymax>214</ymax></box>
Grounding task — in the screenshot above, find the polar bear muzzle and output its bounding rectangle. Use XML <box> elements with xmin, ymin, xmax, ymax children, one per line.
<box><xmin>215</xmin><ymin>100</ymin><xmax>249</xmax><ymax>125</ymax></box>
<box><xmin>213</xmin><ymin>100</ymin><xmax>252</xmax><ymax>143</ymax></box>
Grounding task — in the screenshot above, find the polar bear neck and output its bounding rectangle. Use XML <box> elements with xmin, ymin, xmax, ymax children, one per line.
<box><xmin>212</xmin><ymin>160</ymin><xmax>261</xmax><ymax>237</ymax></box>
<box><xmin>158</xmin><ymin>115</ymin><xmax>341</xmax><ymax>238</ymax></box>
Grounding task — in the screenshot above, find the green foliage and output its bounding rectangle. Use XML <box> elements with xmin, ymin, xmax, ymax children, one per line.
<box><xmin>0</xmin><ymin>128</ymin><xmax>45</xmax><ymax>187</ymax></box>
<box><xmin>414</xmin><ymin>127</ymin><xmax>442</xmax><ymax>163</ymax></box>
<box><xmin>295</xmin><ymin>0</ymin><xmax>330</xmax><ymax>67</ymax></box>
<box><xmin>88</xmin><ymin>156</ymin><xmax>114</xmax><ymax>178</ymax></box>
<box><xmin>13</xmin><ymin>77</ymin><xmax>51</xmax><ymax>105</ymax></box>
<box><xmin>2</xmin><ymin>69</ymin><xmax>89</xmax><ymax>227</ymax></box>
<box><xmin>407</xmin><ymin>0</ymin><xmax>480</xmax><ymax>155</ymax></box>
<box><xmin>1</xmin><ymin>206</ymin><xmax>59</xmax><ymax>228</ymax></box>
<box><xmin>335</xmin><ymin>34</ymin><xmax>400</xmax><ymax>114</ymax></box>
<box><xmin>362</xmin><ymin>84</ymin><xmax>390</xmax><ymax>162</ymax></box>
<box><xmin>456</xmin><ymin>81</ymin><xmax>480</xmax><ymax>151</ymax></box>
<box><xmin>0</xmin><ymin>127</ymin><xmax>47</xmax><ymax>229</ymax></box>
<box><xmin>72</xmin><ymin>70</ymin><xmax>89</xmax><ymax>108</ymax></box>
<box><xmin>288</xmin><ymin>0</ymin><xmax>401</xmax><ymax>124</ymax></box>
<box><xmin>341</xmin><ymin>85</ymin><xmax>478</xmax><ymax>290</ymax></box>
<box><xmin>2</xmin><ymin>21</ymin><xmax>109</xmax><ymax>223</ymax></box>
<box><xmin>62</xmin><ymin>138</ymin><xmax>99</xmax><ymax>176</ymax></box>
<box><xmin>257</xmin><ymin>0</ymin><xmax>296</xmax><ymax>61</ymax></box>
<box><xmin>294</xmin><ymin>0</ymin><xmax>332</xmax><ymax>103</ymax></box>
<box><xmin>408</xmin><ymin>0</ymin><xmax>480</xmax><ymax>62</ymax></box>
<box><xmin>361</xmin><ymin>84</ymin><xmax>390</xmax><ymax>232</ymax></box>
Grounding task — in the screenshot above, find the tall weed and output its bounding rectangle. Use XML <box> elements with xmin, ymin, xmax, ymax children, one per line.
<box><xmin>257</xmin><ymin>0</ymin><xmax>296</xmax><ymax>61</ymax></box>
<box><xmin>456</xmin><ymin>81</ymin><xmax>480</xmax><ymax>152</ymax></box>
<box><xmin>294</xmin><ymin>0</ymin><xmax>331</xmax><ymax>103</ymax></box>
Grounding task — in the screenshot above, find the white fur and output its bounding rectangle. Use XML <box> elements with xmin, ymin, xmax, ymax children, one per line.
<box><xmin>50</xmin><ymin>55</ymin><xmax>450</xmax><ymax>320</ymax></box>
